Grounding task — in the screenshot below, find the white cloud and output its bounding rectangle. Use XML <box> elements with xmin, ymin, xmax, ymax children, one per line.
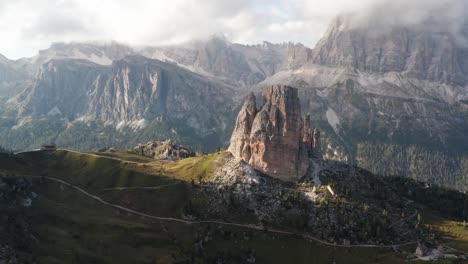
<box><xmin>0</xmin><ymin>0</ymin><xmax>257</xmax><ymax>59</ymax></box>
<box><xmin>0</xmin><ymin>0</ymin><xmax>466</xmax><ymax>59</ymax></box>
<box><xmin>294</xmin><ymin>0</ymin><xmax>467</xmax><ymax>33</ymax></box>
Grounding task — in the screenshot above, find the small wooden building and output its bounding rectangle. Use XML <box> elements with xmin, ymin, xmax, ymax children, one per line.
<box><xmin>41</xmin><ymin>144</ymin><xmax>57</xmax><ymax>151</ymax></box>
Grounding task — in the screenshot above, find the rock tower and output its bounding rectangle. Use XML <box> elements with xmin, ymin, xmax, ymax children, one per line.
<box><xmin>229</xmin><ymin>85</ymin><xmax>321</xmax><ymax>182</ymax></box>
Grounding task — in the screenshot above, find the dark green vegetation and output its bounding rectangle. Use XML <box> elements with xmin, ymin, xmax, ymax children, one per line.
<box><xmin>385</xmin><ymin>178</ymin><xmax>468</xmax><ymax>220</ymax></box>
<box><xmin>297</xmin><ymin>82</ymin><xmax>468</xmax><ymax>193</ymax></box>
<box><xmin>357</xmin><ymin>144</ymin><xmax>468</xmax><ymax>192</ymax></box>
<box><xmin>0</xmin><ymin>145</ymin><xmax>11</xmax><ymax>153</ymax></box>
<box><xmin>1</xmin><ymin>150</ymin><xmax>467</xmax><ymax>263</ymax></box>
<box><xmin>7</xmin><ymin>180</ymin><xmax>409</xmax><ymax>264</ymax></box>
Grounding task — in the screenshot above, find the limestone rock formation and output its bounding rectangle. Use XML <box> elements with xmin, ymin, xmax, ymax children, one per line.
<box><xmin>133</xmin><ymin>139</ymin><xmax>197</xmax><ymax>160</ymax></box>
<box><xmin>258</xmin><ymin>14</ymin><xmax>468</xmax><ymax>190</ymax></box>
<box><xmin>229</xmin><ymin>85</ymin><xmax>321</xmax><ymax>182</ymax></box>
<box><xmin>310</xmin><ymin>15</ymin><xmax>468</xmax><ymax>85</ymax></box>
<box><xmin>144</xmin><ymin>36</ymin><xmax>313</xmax><ymax>87</ymax></box>
<box><xmin>4</xmin><ymin>56</ymin><xmax>236</xmax><ymax>151</ymax></box>
<box><xmin>228</xmin><ymin>92</ymin><xmax>257</xmax><ymax>160</ymax></box>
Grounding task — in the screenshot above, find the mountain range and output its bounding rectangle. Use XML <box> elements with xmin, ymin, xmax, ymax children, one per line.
<box><xmin>0</xmin><ymin>15</ymin><xmax>466</xmax><ymax>191</ymax></box>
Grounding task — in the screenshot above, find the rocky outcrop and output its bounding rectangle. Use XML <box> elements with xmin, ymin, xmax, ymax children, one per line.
<box><xmin>229</xmin><ymin>85</ymin><xmax>321</xmax><ymax>182</ymax></box>
<box><xmin>301</xmin><ymin>115</ymin><xmax>323</xmax><ymax>159</ymax></box>
<box><xmin>228</xmin><ymin>92</ymin><xmax>257</xmax><ymax>160</ymax></box>
<box><xmin>133</xmin><ymin>139</ymin><xmax>196</xmax><ymax>160</ymax></box>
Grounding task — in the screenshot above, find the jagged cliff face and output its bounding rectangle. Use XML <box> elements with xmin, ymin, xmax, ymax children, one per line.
<box><xmin>2</xmin><ymin>56</ymin><xmax>236</xmax><ymax>151</ymax></box>
<box><xmin>0</xmin><ymin>56</ymin><xmax>31</xmax><ymax>99</ymax></box>
<box><xmin>15</xmin><ymin>56</ymin><xmax>234</xmax><ymax>127</ymax></box>
<box><xmin>311</xmin><ymin>16</ymin><xmax>468</xmax><ymax>85</ymax></box>
<box><xmin>145</xmin><ymin>36</ymin><xmax>312</xmax><ymax>87</ymax></box>
<box><xmin>228</xmin><ymin>93</ymin><xmax>257</xmax><ymax>159</ymax></box>
<box><xmin>1</xmin><ymin>42</ymin><xmax>136</xmax><ymax>100</ymax></box>
<box><xmin>259</xmin><ymin>16</ymin><xmax>468</xmax><ymax>190</ymax></box>
<box><xmin>229</xmin><ymin>85</ymin><xmax>320</xmax><ymax>181</ymax></box>
<box><xmin>260</xmin><ymin>64</ymin><xmax>468</xmax><ymax>189</ymax></box>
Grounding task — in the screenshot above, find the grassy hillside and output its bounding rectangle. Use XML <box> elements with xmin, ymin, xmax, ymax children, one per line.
<box><xmin>27</xmin><ymin>181</ymin><xmax>410</xmax><ymax>264</ymax></box>
<box><xmin>1</xmin><ymin>150</ymin><xmax>467</xmax><ymax>263</ymax></box>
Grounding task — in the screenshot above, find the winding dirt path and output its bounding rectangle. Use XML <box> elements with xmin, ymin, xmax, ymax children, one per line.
<box><xmin>13</xmin><ymin>150</ymin><xmax>418</xmax><ymax>249</ymax></box>
<box><xmin>33</xmin><ymin>175</ymin><xmax>416</xmax><ymax>249</ymax></box>
<box><xmin>100</xmin><ymin>183</ymin><xmax>179</xmax><ymax>191</ymax></box>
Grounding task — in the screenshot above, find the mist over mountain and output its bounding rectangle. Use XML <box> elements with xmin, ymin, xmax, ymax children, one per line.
<box><xmin>260</xmin><ymin>13</ymin><xmax>468</xmax><ymax>190</ymax></box>
<box><xmin>310</xmin><ymin>15</ymin><xmax>468</xmax><ymax>85</ymax></box>
<box><xmin>339</xmin><ymin>0</ymin><xmax>466</xmax><ymax>31</ymax></box>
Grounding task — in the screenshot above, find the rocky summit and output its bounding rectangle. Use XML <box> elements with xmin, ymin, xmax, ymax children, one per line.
<box><xmin>229</xmin><ymin>85</ymin><xmax>321</xmax><ymax>181</ymax></box>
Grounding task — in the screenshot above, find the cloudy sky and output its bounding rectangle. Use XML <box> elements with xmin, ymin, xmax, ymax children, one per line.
<box><xmin>0</xmin><ymin>0</ymin><xmax>465</xmax><ymax>59</ymax></box>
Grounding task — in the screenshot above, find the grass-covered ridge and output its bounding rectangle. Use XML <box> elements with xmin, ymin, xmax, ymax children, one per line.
<box><xmin>1</xmin><ymin>149</ymin><xmax>467</xmax><ymax>263</ymax></box>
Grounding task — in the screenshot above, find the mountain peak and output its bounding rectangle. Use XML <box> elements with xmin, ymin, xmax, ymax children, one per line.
<box><xmin>33</xmin><ymin>41</ymin><xmax>135</xmax><ymax>66</ymax></box>
<box><xmin>0</xmin><ymin>54</ymin><xmax>9</xmax><ymax>64</ymax></box>
<box><xmin>229</xmin><ymin>85</ymin><xmax>321</xmax><ymax>182</ymax></box>
<box><xmin>311</xmin><ymin>14</ymin><xmax>468</xmax><ymax>85</ymax></box>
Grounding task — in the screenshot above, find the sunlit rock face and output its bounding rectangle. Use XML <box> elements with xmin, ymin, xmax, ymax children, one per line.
<box><xmin>229</xmin><ymin>85</ymin><xmax>321</xmax><ymax>182</ymax></box>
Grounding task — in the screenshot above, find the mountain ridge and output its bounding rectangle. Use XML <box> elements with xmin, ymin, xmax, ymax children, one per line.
<box><xmin>310</xmin><ymin>15</ymin><xmax>468</xmax><ymax>86</ymax></box>
<box><xmin>0</xmin><ymin>18</ymin><xmax>466</xmax><ymax>191</ymax></box>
